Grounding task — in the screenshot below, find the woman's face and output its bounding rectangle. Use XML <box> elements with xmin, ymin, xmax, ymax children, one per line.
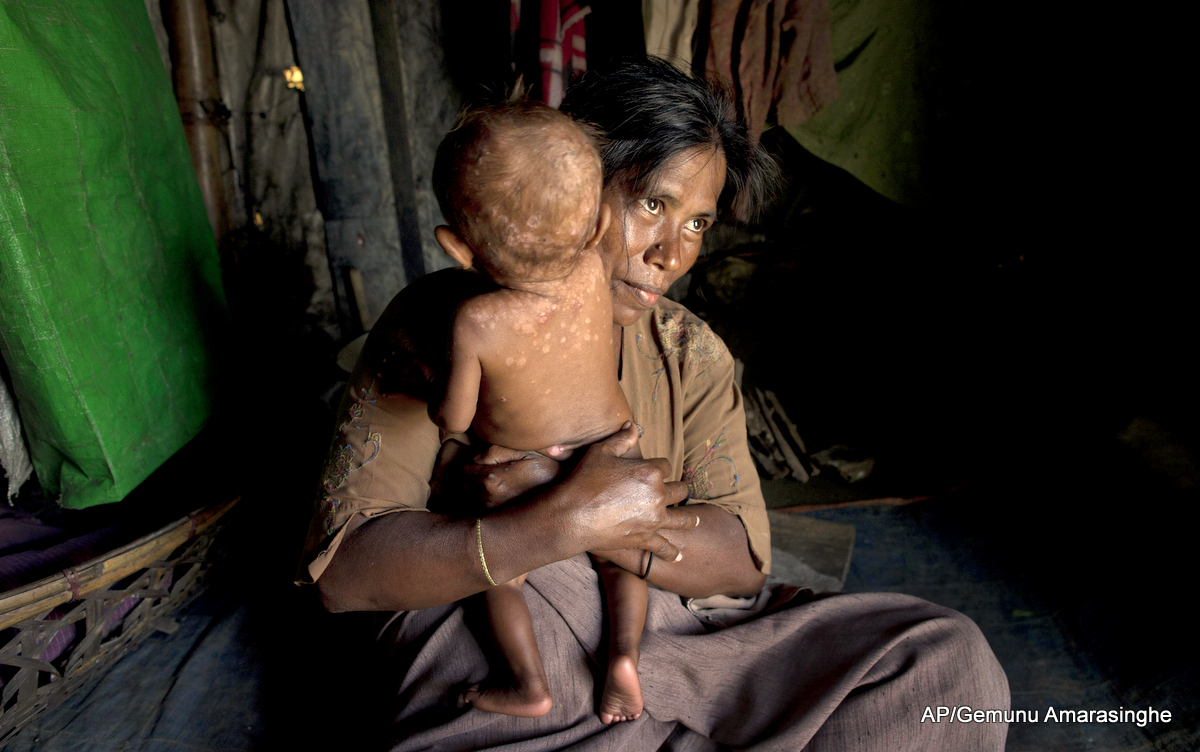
<box><xmin>601</xmin><ymin>147</ymin><xmax>727</xmax><ymax>326</ymax></box>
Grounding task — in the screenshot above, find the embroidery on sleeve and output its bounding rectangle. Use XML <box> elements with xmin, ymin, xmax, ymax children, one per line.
<box><xmin>635</xmin><ymin>310</ymin><xmax>727</xmax><ymax>402</ymax></box>
<box><xmin>349</xmin><ymin>386</ymin><xmax>383</xmax><ymax>466</ymax></box>
<box><xmin>319</xmin><ymin>385</ymin><xmax>380</xmax><ymax>535</ymax></box>
<box><xmin>318</xmin><ymin>443</ymin><xmax>354</xmax><ymax>535</ymax></box>
<box><xmin>323</xmin><ymin>443</ymin><xmax>355</xmax><ymax>494</ymax></box>
<box><xmin>337</xmin><ymin>385</ymin><xmax>378</xmax><ymax>431</ymax></box>
<box><xmin>338</xmin><ymin>402</ymin><xmax>364</xmax><ymax>432</ymax></box>
<box><xmin>323</xmin><ymin>497</ymin><xmax>342</xmax><ymax>535</ymax></box>
<box><xmin>361</xmin><ymin>431</ymin><xmax>382</xmax><ymax>466</ymax></box>
<box><xmin>681</xmin><ymin>426</ymin><xmax>739</xmax><ymax>500</ymax></box>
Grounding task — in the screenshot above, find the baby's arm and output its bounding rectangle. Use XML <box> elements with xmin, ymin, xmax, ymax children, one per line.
<box><xmin>436</xmin><ymin>316</ymin><xmax>482</xmax><ymax>435</ymax></box>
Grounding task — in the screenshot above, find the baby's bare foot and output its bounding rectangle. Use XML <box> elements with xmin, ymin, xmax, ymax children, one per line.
<box><xmin>463</xmin><ymin>681</ymin><xmax>553</xmax><ymax>718</ymax></box>
<box><xmin>598</xmin><ymin>653</ymin><xmax>643</xmax><ymax>723</ymax></box>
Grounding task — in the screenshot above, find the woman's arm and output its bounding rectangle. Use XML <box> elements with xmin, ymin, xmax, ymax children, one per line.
<box><xmin>317</xmin><ymin>424</ymin><xmax>699</xmax><ymax>612</ymax></box>
<box><xmin>437</xmin><ymin>443</ymin><xmax>765</xmax><ymax>599</ymax></box>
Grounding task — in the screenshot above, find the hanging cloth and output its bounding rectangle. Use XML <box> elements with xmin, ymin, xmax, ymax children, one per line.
<box><xmin>642</xmin><ymin>0</ymin><xmax>701</xmax><ymax>71</ymax></box>
<box><xmin>783</xmin><ymin>0</ymin><xmax>939</xmax><ymax>206</ymax></box>
<box><xmin>511</xmin><ymin>0</ymin><xmax>521</xmax><ymax>70</ymax></box>
<box><xmin>1</xmin><ymin>375</ymin><xmax>32</xmax><ymax>501</ymax></box>
<box><xmin>705</xmin><ymin>0</ymin><xmax>838</xmax><ymax>144</ymax></box>
<box><xmin>536</xmin><ymin>0</ymin><xmax>591</xmax><ymax>107</ymax></box>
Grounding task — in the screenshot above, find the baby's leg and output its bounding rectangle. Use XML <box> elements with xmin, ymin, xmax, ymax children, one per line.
<box><xmin>463</xmin><ymin>573</ymin><xmax>554</xmax><ymax>717</ymax></box>
<box><xmin>595</xmin><ymin>559</ymin><xmax>648</xmax><ymax>723</ymax></box>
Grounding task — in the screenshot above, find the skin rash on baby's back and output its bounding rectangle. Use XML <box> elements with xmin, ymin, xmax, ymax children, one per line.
<box><xmin>450</xmin><ymin>251</ymin><xmax>632</xmax><ymax>452</ymax></box>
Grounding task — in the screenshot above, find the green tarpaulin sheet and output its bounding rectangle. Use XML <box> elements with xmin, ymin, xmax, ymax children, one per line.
<box><xmin>0</xmin><ymin>1</ymin><xmax>227</xmax><ymax>509</ymax></box>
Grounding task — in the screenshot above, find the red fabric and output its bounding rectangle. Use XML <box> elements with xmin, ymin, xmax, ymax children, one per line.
<box><xmin>561</xmin><ymin>1</ymin><xmax>589</xmax><ymax>81</ymax></box>
<box><xmin>535</xmin><ymin>0</ymin><xmax>590</xmax><ymax>107</ymax></box>
<box><xmin>706</xmin><ymin>0</ymin><xmax>838</xmax><ymax>144</ymax></box>
<box><xmin>511</xmin><ymin>0</ymin><xmax>521</xmax><ymax>68</ymax></box>
<box><xmin>539</xmin><ymin>0</ymin><xmax>562</xmax><ymax>106</ymax></box>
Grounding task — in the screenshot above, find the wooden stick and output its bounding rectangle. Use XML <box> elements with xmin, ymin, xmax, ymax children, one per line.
<box><xmin>348</xmin><ymin>267</ymin><xmax>372</xmax><ymax>331</ymax></box>
<box><xmin>756</xmin><ymin>387</ymin><xmax>809</xmax><ymax>482</ymax></box>
<box><xmin>764</xmin><ymin>389</ymin><xmax>807</xmax><ymax>455</ymax></box>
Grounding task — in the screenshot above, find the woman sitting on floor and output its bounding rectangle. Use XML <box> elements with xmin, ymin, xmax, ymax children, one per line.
<box><xmin>296</xmin><ymin>57</ymin><xmax>1009</xmax><ymax>751</ymax></box>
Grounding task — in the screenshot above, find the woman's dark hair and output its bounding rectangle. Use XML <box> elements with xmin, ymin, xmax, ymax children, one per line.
<box><xmin>559</xmin><ymin>57</ymin><xmax>777</xmax><ymax>221</ymax></box>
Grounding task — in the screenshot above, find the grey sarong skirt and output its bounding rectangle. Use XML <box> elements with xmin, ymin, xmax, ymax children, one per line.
<box><xmin>378</xmin><ymin>555</ymin><xmax>1009</xmax><ymax>751</ymax></box>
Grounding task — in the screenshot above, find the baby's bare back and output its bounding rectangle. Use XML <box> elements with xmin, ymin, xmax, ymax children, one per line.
<box><xmin>454</xmin><ymin>252</ymin><xmax>631</xmax><ymax>453</ymax></box>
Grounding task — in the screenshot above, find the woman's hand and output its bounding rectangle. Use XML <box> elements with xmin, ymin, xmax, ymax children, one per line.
<box><xmin>439</xmin><ymin>423</ymin><xmax>699</xmax><ymax>562</ymax></box>
<box><xmin>323</xmin><ymin>423</ymin><xmax>701</xmax><ymax>612</ymax></box>
<box><xmin>540</xmin><ymin>422</ymin><xmax>697</xmax><ymax>563</ymax></box>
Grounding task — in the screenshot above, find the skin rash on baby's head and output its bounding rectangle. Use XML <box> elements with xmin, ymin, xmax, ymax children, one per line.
<box><xmin>457</xmin><ymin>119</ymin><xmax>603</xmax><ymax>283</ymax></box>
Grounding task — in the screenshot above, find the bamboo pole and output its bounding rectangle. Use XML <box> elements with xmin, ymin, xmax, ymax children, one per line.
<box><xmin>163</xmin><ymin>0</ymin><xmax>230</xmax><ymax>247</ymax></box>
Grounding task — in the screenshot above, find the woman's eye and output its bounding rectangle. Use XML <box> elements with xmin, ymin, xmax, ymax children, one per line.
<box><xmin>688</xmin><ymin>219</ymin><xmax>707</xmax><ymax>232</ymax></box>
<box><xmin>639</xmin><ymin>198</ymin><xmax>661</xmax><ymax>214</ymax></box>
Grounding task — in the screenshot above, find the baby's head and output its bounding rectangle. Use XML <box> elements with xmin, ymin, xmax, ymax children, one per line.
<box><xmin>433</xmin><ymin>99</ymin><xmax>606</xmax><ymax>284</ymax></box>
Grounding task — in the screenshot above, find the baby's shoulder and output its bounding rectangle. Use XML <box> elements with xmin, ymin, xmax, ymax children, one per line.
<box><xmin>453</xmin><ymin>287</ymin><xmax>543</xmax><ymax>337</ymax></box>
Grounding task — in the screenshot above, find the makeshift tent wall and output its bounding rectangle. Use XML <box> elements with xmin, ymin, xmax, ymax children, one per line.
<box><xmin>784</xmin><ymin>0</ymin><xmax>935</xmax><ymax>207</ymax></box>
<box><xmin>0</xmin><ymin>1</ymin><xmax>228</xmax><ymax>509</ymax></box>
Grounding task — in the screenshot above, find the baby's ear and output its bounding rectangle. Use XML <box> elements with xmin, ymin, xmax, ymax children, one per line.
<box><xmin>435</xmin><ymin>226</ymin><xmax>475</xmax><ymax>269</ymax></box>
<box><xmin>583</xmin><ymin>204</ymin><xmax>612</xmax><ymax>251</ymax></box>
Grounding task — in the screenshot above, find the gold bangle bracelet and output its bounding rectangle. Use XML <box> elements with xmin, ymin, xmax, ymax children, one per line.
<box><xmin>476</xmin><ymin>518</ymin><xmax>498</xmax><ymax>587</ymax></box>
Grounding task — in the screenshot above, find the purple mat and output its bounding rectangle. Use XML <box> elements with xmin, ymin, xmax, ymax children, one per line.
<box><xmin>0</xmin><ymin>512</ymin><xmax>132</xmax><ymax>594</ymax></box>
